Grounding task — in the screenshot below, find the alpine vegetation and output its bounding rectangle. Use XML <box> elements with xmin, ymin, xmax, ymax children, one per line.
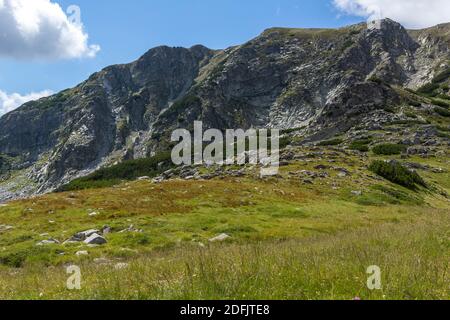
<box><xmin>171</xmin><ymin>121</ymin><xmax>280</xmax><ymax>176</ymax></box>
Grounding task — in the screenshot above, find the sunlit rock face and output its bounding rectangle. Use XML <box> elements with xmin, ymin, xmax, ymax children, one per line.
<box><xmin>0</xmin><ymin>19</ymin><xmax>449</xmax><ymax>200</ymax></box>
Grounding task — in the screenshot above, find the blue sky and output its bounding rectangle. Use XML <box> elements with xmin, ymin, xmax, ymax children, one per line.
<box><xmin>0</xmin><ymin>0</ymin><xmax>448</xmax><ymax>115</ymax></box>
<box><xmin>0</xmin><ymin>0</ymin><xmax>362</xmax><ymax>96</ymax></box>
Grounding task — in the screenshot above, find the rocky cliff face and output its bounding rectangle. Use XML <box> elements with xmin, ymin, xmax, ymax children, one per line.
<box><xmin>0</xmin><ymin>19</ymin><xmax>449</xmax><ymax>201</ymax></box>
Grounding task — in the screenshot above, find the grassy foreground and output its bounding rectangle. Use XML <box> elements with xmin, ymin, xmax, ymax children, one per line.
<box><xmin>0</xmin><ymin>150</ymin><xmax>449</xmax><ymax>300</ymax></box>
<box><xmin>1</xmin><ymin>212</ymin><xmax>449</xmax><ymax>300</ymax></box>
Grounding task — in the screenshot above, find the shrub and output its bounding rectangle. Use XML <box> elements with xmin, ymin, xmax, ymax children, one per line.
<box><xmin>389</xmin><ymin>119</ymin><xmax>426</xmax><ymax>125</ymax></box>
<box><xmin>434</xmin><ymin>107</ymin><xmax>450</xmax><ymax>117</ymax></box>
<box><xmin>279</xmin><ymin>136</ymin><xmax>292</xmax><ymax>149</ymax></box>
<box><xmin>437</xmin><ymin>125</ymin><xmax>450</xmax><ymax>132</ymax></box>
<box><xmin>417</xmin><ymin>83</ymin><xmax>440</xmax><ymax>95</ymax></box>
<box><xmin>437</xmin><ymin>131</ymin><xmax>450</xmax><ymax>139</ymax></box>
<box><xmin>58</xmin><ymin>179</ymin><xmax>122</xmax><ymax>191</ymax></box>
<box><xmin>162</xmin><ymin>95</ymin><xmax>201</xmax><ymax>117</ymax></box>
<box><xmin>404</xmin><ymin>111</ymin><xmax>417</xmax><ymax>119</ymax></box>
<box><xmin>432</xmin><ymin>68</ymin><xmax>450</xmax><ymax>84</ymax></box>
<box><xmin>368</xmin><ymin>76</ymin><xmax>384</xmax><ymax>85</ymax></box>
<box><xmin>317</xmin><ymin>138</ymin><xmax>343</xmax><ymax>146</ymax></box>
<box><xmin>415</xmin><ymin>68</ymin><xmax>450</xmax><ymax>97</ymax></box>
<box><xmin>342</xmin><ymin>40</ymin><xmax>355</xmax><ymax>51</ymax></box>
<box><xmin>431</xmin><ymin>98</ymin><xmax>450</xmax><ymax>108</ymax></box>
<box><xmin>372</xmin><ymin>144</ymin><xmax>407</xmax><ymax>155</ymax></box>
<box><xmin>408</xmin><ymin>99</ymin><xmax>422</xmax><ymax>107</ymax></box>
<box><xmin>349</xmin><ymin>139</ymin><xmax>371</xmax><ymax>152</ymax></box>
<box><xmin>58</xmin><ymin>152</ymin><xmax>173</xmax><ymax>192</ymax></box>
<box><xmin>351</xmin><ymin>144</ymin><xmax>369</xmax><ymax>152</ymax></box>
<box><xmin>281</xmin><ymin>127</ymin><xmax>304</xmax><ymax>135</ymax></box>
<box><xmin>0</xmin><ymin>154</ymin><xmax>11</xmax><ymax>173</ymax></box>
<box><xmin>369</xmin><ymin>160</ymin><xmax>427</xmax><ymax>190</ymax></box>
<box><xmin>437</xmin><ymin>94</ymin><xmax>450</xmax><ymax>100</ymax></box>
<box><xmin>383</xmin><ymin>106</ymin><xmax>396</xmax><ymax>114</ymax></box>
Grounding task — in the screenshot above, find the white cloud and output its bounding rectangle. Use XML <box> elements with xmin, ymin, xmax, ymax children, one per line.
<box><xmin>333</xmin><ymin>0</ymin><xmax>450</xmax><ymax>29</ymax></box>
<box><xmin>0</xmin><ymin>89</ymin><xmax>53</xmax><ymax>115</ymax></box>
<box><xmin>0</xmin><ymin>0</ymin><xmax>100</xmax><ymax>60</ymax></box>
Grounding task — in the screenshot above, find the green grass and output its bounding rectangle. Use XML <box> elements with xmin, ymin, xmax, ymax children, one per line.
<box><xmin>0</xmin><ymin>148</ymin><xmax>448</xmax><ymax>300</ymax></box>
<box><xmin>0</xmin><ymin>211</ymin><xmax>448</xmax><ymax>300</ymax></box>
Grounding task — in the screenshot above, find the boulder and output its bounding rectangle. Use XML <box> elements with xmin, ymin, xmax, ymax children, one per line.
<box><xmin>37</xmin><ymin>239</ymin><xmax>60</xmax><ymax>246</ymax></box>
<box><xmin>0</xmin><ymin>225</ymin><xmax>13</xmax><ymax>232</ymax></box>
<box><xmin>209</xmin><ymin>233</ymin><xmax>231</xmax><ymax>242</ymax></box>
<box><xmin>79</xmin><ymin>229</ymin><xmax>99</xmax><ymax>238</ymax></box>
<box><xmin>102</xmin><ymin>225</ymin><xmax>112</xmax><ymax>235</ymax></box>
<box><xmin>114</xmin><ymin>263</ymin><xmax>129</xmax><ymax>270</ymax></box>
<box><xmin>84</xmin><ymin>233</ymin><xmax>107</xmax><ymax>245</ymax></box>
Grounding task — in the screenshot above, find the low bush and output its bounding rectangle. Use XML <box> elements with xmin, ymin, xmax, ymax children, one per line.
<box><xmin>162</xmin><ymin>95</ymin><xmax>201</xmax><ymax>117</ymax></box>
<box><xmin>417</xmin><ymin>83</ymin><xmax>440</xmax><ymax>96</ymax></box>
<box><xmin>58</xmin><ymin>152</ymin><xmax>173</xmax><ymax>191</ymax></box>
<box><xmin>279</xmin><ymin>136</ymin><xmax>292</xmax><ymax>149</ymax></box>
<box><xmin>434</xmin><ymin>107</ymin><xmax>450</xmax><ymax>117</ymax></box>
<box><xmin>404</xmin><ymin>111</ymin><xmax>417</xmax><ymax>119</ymax></box>
<box><xmin>372</xmin><ymin>144</ymin><xmax>407</xmax><ymax>155</ymax></box>
<box><xmin>436</xmin><ymin>125</ymin><xmax>450</xmax><ymax>132</ymax></box>
<box><xmin>437</xmin><ymin>131</ymin><xmax>450</xmax><ymax>139</ymax></box>
<box><xmin>431</xmin><ymin>99</ymin><xmax>450</xmax><ymax>108</ymax></box>
<box><xmin>317</xmin><ymin>138</ymin><xmax>343</xmax><ymax>146</ymax></box>
<box><xmin>432</xmin><ymin>68</ymin><xmax>450</xmax><ymax>84</ymax></box>
<box><xmin>349</xmin><ymin>139</ymin><xmax>371</xmax><ymax>152</ymax></box>
<box><xmin>369</xmin><ymin>160</ymin><xmax>427</xmax><ymax>190</ymax></box>
<box><xmin>436</xmin><ymin>94</ymin><xmax>450</xmax><ymax>101</ymax></box>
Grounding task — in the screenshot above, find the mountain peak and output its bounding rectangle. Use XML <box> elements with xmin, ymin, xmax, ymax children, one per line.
<box><xmin>0</xmin><ymin>19</ymin><xmax>449</xmax><ymax>201</ymax></box>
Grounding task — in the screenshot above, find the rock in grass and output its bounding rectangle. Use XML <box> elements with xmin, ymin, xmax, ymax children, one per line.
<box><xmin>94</xmin><ymin>258</ymin><xmax>110</xmax><ymax>265</ymax></box>
<box><xmin>114</xmin><ymin>263</ymin><xmax>129</xmax><ymax>270</ymax></box>
<box><xmin>37</xmin><ymin>239</ymin><xmax>60</xmax><ymax>246</ymax></box>
<box><xmin>68</xmin><ymin>229</ymin><xmax>99</xmax><ymax>242</ymax></box>
<box><xmin>84</xmin><ymin>233</ymin><xmax>107</xmax><ymax>245</ymax></box>
<box><xmin>76</xmin><ymin>251</ymin><xmax>89</xmax><ymax>256</ymax></box>
<box><xmin>0</xmin><ymin>225</ymin><xmax>13</xmax><ymax>232</ymax></box>
<box><xmin>102</xmin><ymin>225</ymin><xmax>112</xmax><ymax>235</ymax></box>
<box><xmin>209</xmin><ymin>233</ymin><xmax>231</xmax><ymax>242</ymax></box>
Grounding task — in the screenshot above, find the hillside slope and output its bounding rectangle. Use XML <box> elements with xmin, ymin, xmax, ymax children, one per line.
<box><xmin>0</xmin><ymin>145</ymin><xmax>448</xmax><ymax>299</ymax></box>
<box><xmin>0</xmin><ymin>19</ymin><xmax>449</xmax><ymax>201</ymax></box>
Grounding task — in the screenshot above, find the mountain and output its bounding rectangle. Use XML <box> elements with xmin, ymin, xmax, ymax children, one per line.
<box><xmin>0</xmin><ymin>19</ymin><xmax>449</xmax><ymax>201</ymax></box>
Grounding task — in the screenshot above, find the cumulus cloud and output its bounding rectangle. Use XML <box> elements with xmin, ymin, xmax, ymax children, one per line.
<box><xmin>0</xmin><ymin>0</ymin><xmax>100</xmax><ymax>60</ymax></box>
<box><xmin>0</xmin><ymin>89</ymin><xmax>53</xmax><ymax>116</ymax></box>
<box><xmin>333</xmin><ymin>0</ymin><xmax>450</xmax><ymax>29</ymax></box>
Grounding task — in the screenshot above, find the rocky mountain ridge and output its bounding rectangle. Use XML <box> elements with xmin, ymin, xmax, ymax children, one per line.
<box><xmin>0</xmin><ymin>19</ymin><xmax>449</xmax><ymax>202</ymax></box>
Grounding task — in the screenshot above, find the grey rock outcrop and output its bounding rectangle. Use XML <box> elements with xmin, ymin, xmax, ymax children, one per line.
<box><xmin>0</xmin><ymin>19</ymin><xmax>449</xmax><ymax>201</ymax></box>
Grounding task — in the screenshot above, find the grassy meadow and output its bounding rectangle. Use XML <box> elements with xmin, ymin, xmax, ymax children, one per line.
<box><xmin>0</xmin><ymin>149</ymin><xmax>449</xmax><ymax>300</ymax></box>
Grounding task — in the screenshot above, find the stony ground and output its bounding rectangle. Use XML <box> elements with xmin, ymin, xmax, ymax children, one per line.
<box><xmin>0</xmin><ymin>145</ymin><xmax>448</xmax><ymax>300</ymax></box>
